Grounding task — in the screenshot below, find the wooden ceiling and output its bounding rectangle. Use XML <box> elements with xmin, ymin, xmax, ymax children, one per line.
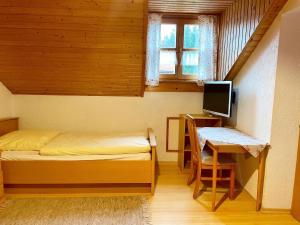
<box><xmin>0</xmin><ymin>0</ymin><xmax>146</xmax><ymax>96</ymax></box>
<box><xmin>148</xmin><ymin>0</ymin><xmax>237</xmax><ymax>14</ymax></box>
<box><xmin>218</xmin><ymin>0</ymin><xmax>288</xmax><ymax>80</ymax></box>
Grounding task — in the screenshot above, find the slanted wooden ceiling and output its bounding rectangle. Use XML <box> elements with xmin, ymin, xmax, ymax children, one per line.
<box><xmin>0</xmin><ymin>0</ymin><xmax>146</xmax><ymax>96</ymax></box>
<box><xmin>0</xmin><ymin>0</ymin><xmax>287</xmax><ymax>96</ymax></box>
<box><xmin>218</xmin><ymin>0</ymin><xmax>288</xmax><ymax>80</ymax></box>
<box><xmin>148</xmin><ymin>0</ymin><xmax>237</xmax><ymax>14</ymax></box>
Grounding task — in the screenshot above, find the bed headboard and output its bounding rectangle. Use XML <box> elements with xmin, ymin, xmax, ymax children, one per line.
<box><xmin>0</xmin><ymin>117</ymin><xmax>19</xmax><ymax>136</ymax></box>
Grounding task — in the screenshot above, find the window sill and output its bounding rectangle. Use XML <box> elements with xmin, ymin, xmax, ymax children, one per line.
<box><xmin>145</xmin><ymin>80</ymin><xmax>203</xmax><ymax>92</ymax></box>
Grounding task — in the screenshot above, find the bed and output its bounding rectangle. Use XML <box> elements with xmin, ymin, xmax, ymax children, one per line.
<box><xmin>0</xmin><ymin>118</ymin><xmax>157</xmax><ymax>196</ymax></box>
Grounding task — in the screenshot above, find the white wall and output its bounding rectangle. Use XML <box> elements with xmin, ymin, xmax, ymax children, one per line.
<box><xmin>233</xmin><ymin>0</ymin><xmax>300</xmax><ymax>209</ymax></box>
<box><xmin>264</xmin><ymin>7</ymin><xmax>300</xmax><ymax>208</ymax></box>
<box><xmin>12</xmin><ymin>92</ymin><xmax>203</xmax><ymax>161</ymax></box>
<box><xmin>233</xmin><ymin>8</ymin><xmax>280</xmax><ymax>201</ymax></box>
<box><xmin>0</xmin><ymin>82</ymin><xmax>13</xmax><ymax>118</ymax></box>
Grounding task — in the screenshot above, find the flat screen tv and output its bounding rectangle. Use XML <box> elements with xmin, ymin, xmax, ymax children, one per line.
<box><xmin>203</xmin><ymin>81</ymin><xmax>233</xmax><ymax>118</ymax></box>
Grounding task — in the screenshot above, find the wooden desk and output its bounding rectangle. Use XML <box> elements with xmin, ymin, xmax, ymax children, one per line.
<box><xmin>206</xmin><ymin>140</ymin><xmax>268</xmax><ymax>211</ymax></box>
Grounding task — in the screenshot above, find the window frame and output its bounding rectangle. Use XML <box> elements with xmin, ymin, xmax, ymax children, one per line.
<box><xmin>159</xmin><ymin>17</ymin><xmax>200</xmax><ymax>81</ymax></box>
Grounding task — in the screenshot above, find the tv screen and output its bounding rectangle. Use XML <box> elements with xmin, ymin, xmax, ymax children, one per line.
<box><xmin>203</xmin><ymin>81</ymin><xmax>232</xmax><ymax>118</ymax></box>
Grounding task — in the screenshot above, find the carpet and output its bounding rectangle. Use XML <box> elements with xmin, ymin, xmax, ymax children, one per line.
<box><xmin>0</xmin><ymin>196</ymin><xmax>151</xmax><ymax>225</ymax></box>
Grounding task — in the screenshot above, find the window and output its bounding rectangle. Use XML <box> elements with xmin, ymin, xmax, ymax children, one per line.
<box><xmin>159</xmin><ymin>18</ymin><xmax>201</xmax><ymax>81</ymax></box>
<box><xmin>145</xmin><ymin>14</ymin><xmax>217</xmax><ymax>90</ymax></box>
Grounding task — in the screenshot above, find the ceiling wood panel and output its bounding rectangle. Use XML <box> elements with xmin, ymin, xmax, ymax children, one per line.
<box><xmin>0</xmin><ymin>0</ymin><xmax>146</xmax><ymax>96</ymax></box>
<box><xmin>218</xmin><ymin>0</ymin><xmax>288</xmax><ymax>80</ymax></box>
<box><xmin>148</xmin><ymin>0</ymin><xmax>237</xmax><ymax>14</ymax></box>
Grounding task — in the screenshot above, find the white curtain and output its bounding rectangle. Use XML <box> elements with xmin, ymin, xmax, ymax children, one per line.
<box><xmin>197</xmin><ymin>15</ymin><xmax>218</xmax><ymax>85</ymax></box>
<box><xmin>145</xmin><ymin>14</ymin><xmax>162</xmax><ymax>87</ymax></box>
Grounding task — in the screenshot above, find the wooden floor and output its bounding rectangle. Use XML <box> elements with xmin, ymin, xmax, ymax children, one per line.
<box><xmin>4</xmin><ymin>162</ymin><xmax>299</xmax><ymax>225</ymax></box>
<box><xmin>151</xmin><ymin>163</ymin><xmax>299</xmax><ymax>225</ymax></box>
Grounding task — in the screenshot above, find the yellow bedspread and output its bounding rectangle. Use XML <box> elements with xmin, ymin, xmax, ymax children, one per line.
<box><xmin>0</xmin><ymin>130</ymin><xmax>60</xmax><ymax>151</ymax></box>
<box><xmin>40</xmin><ymin>132</ymin><xmax>151</xmax><ymax>156</ymax></box>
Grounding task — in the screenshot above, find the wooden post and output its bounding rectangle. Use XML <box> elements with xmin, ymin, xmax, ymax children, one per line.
<box><xmin>292</xmin><ymin>127</ymin><xmax>300</xmax><ymax>221</ymax></box>
<box><xmin>212</xmin><ymin>147</ymin><xmax>218</xmax><ymax>211</ymax></box>
<box><xmin>256</xmin><ymin>149</ymin><xmax>267</xmax><ymax>211</ymax></box>
<box><xmin>148</xmin><ymin>128</ymin><xmax>157</xmax><ymax>195</ymax></box>
<box><xmin>151</xmin><ymin>146</ymin><xmax>156</xmax><ymax>195</ymax></box>
<box><xmin>229</xmin><ymin>165</ymin><xmax>235</xmax><ymax>200</ymax></box>
<box><xmin>0</xmin><ymin>154</ymin><xmax>4</xmax><ymax>202</ymax></box>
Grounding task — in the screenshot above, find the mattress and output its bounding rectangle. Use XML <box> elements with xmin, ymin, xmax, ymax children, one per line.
<box><xmin>0</xmin><ymin>151</ymin><xmax>151</xmax><ymax>161</ymax></box>
<box><xmin>0</xmin><ymin>130</ymin><xmax>151</xmax><ymax>156</ymax></box>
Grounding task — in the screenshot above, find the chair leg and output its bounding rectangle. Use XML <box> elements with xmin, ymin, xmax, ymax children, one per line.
<box><xmin>193</xmin><ymin>163</ymin><xmax>202</xmax><ymax>199</ymax></box>
<box><xmin>229</xmin><ymin>165</ymin><xmax>236</xmax><ymax>200</ymax></box>
<box><xmin>187</xmin><ymin>162</ymin><xmax>197</xmax><ymax>185</ymax></box>
<box><xmin>211</xmin><ymin>149</ymin><xmax>218</xmax><ymax>211</ymax></box>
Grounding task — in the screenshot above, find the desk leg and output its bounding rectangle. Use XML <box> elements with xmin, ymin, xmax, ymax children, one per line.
<box><xmin>212</xmin><ymin>148</ymin><xmax>218</xmax><ymax>211</ymax></box>
<box><xmin>256</xmin><ymin>150</ymin><xmax>267</xmax><ymax>211</ymax></box>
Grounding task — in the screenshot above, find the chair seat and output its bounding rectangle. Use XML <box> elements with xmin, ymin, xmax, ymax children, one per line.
<box><xmin>201</xmin><ymin>149</ymin><xmax>236</xmax><ymax>165</ymax></box>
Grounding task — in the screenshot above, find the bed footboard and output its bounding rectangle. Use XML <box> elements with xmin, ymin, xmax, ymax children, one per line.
<box><xmin>148</xmin><ymin>128</ymin><xmax>157</xmax><ymax>195</ymax></box>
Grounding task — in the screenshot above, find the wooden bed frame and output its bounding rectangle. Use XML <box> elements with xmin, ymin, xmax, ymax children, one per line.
<box><xmin>0</xmin><ymin>118</ymin><xmax>157</xmax><ymax>196</ymax></box>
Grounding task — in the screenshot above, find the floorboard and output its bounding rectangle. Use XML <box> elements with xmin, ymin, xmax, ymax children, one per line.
<box><xmin>151</xmin><ymin>163</ymin><xmax>298</xmax><ymax>225</ymax></box>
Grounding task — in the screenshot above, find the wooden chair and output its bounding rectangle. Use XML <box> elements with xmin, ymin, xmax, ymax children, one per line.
<box><xmin>186</xmin><ymin>114</ymin><xmax>236</xmax><ymax>211</ymax></box>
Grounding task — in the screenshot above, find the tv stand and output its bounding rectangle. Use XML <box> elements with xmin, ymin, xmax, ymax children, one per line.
<box><xmin>177</xmin><ymin>114</ymin><xmax>222</xmax><ymax>173</ymax></box>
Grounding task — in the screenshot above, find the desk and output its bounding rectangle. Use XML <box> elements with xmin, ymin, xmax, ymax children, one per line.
<box><xmin>198</xmin><ymin>128</ymin><xmax>269</xmax><ymax>211</ymax></box>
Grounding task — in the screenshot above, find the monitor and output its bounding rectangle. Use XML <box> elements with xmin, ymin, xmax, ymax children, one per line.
<box><xmin>203</xmin><ymin>81</ymin><xmax>232</xmax><ymax>118</ymax></box>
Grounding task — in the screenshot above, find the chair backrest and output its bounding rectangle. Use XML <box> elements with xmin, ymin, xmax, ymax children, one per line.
<box><xmin>186</xmin><ymin>114</ymin><xmax>201</xmax><ymax>165</ymax></box>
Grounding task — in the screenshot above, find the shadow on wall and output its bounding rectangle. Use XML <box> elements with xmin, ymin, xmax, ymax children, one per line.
<box><xmin>236</xmin><ymin>153</ymin><xmax>259</xmax><ymax>188</ymax></box>
<box><xmin>224</xmin><ymin>88</ymin><xmax>239</xmax><ymax>127</ymax></box>
<box><xmin>225</xmin><ymin>88</ymin><xmax>261</xmax><ymax>192</ymax></box>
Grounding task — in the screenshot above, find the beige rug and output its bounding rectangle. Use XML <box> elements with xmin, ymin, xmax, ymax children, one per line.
<box><xmin>0</xmin><ymin>196</ymin><xmax>151</xmax><ymax>225</ymax></box>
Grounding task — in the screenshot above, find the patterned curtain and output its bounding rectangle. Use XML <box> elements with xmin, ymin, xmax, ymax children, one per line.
<box><xmin>145</xmin><ymin>14</ymin><xmax>162</xmax><ymax>87</ymax></box>
<box><xmin>197</xmin><ymin>15</ymin><xmax>218</xmax><ymax>85</ymax></box>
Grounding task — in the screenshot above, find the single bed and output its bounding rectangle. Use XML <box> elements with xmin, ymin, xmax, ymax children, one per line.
<box><xmin>0</xmin><ymin>118</ymin><xmax>157</xmax><ymax>196</ymax></box>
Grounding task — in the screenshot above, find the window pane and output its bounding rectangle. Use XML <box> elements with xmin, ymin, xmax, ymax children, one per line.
<box><xmin>160</xmin><ymin>24</ymin><xmax>177</xmax><ymax>48</ymax></box>
<box><xmin>159</xmin><ymin>50</ymin><xmax>177</xmax><ymax>74</ymax></box>
<box><xmin>182</xmin><ymin>51</ymin><xmax>199</xmax><ymax>75</ymax></box>
<box><xmin>184</xmin><ymin>25</ymin><xmax>200</xmax><ymax>49</ymax></box>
